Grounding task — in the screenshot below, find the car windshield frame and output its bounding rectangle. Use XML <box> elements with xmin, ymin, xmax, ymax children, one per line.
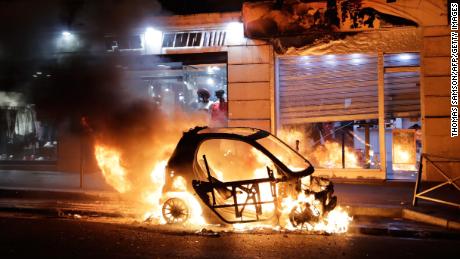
<box><xmin>255</xmin><ymin>134</ymin><xmax>311</xmax><ymax>173</ymax></box>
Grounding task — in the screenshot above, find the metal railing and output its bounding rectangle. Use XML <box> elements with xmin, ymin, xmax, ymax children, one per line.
<box><xmin>413</xmin><ymin>153</ymin><xmax>460</xmax><ymax>208</ymax></box>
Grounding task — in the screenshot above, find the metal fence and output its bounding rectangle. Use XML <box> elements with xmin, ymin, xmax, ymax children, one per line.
<box><xmin>413</xmin><ymin>153</ymin><xmax>460</xmax><ymax>208</ymax></box>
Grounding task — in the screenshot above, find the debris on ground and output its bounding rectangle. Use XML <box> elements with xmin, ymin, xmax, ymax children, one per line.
<box><xmin>195</xmin><ymin>228</ymin><xmax>221</xmax><ymax>237</ymax></box>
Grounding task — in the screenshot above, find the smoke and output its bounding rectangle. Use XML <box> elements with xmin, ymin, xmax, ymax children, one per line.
<box><xmin>26</xmin><ymin>53</ymin><xmax>207</xmax><ymax>197</ymax></box>
<box><xmin>0</xmin><ymin>0</ymin><xmax>162</xmax><ymax>61</ymax></box>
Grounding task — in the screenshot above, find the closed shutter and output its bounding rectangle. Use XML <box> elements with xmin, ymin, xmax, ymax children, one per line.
<box><xmin>384</xmin><ymin>53</ymin><xmax>421</xmax><ymax>118</ymax></box>
<box><xmin>278</xmin><ymin>54</ymin><xmax>379</xmax><ymax>125</ymax></box>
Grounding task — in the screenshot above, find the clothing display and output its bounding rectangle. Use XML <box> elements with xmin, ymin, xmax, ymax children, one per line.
<box><xmin>0</xmin><ymin>106</ymin><xmax>57</xmax><ymax>161</ymax></box>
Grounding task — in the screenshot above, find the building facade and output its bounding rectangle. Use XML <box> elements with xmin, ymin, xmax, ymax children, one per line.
<box><xmin>0</xmin><ymin>0</ymin><xmax>455</xmax><ymax>183</ymax></box>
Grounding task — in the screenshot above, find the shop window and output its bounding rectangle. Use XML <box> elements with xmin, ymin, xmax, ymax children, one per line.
<box><xmin>276</xmin><ymin>52</ymin><xmax>421</xmax><ymax>178</ymax></box>
<box><xmin>279</xmin><ymin>121</ymin><xmax>380</xmax><ymax>169</ymax></box>
<box><xmin>277</xmin><ymin>53</ymin><xmax>380</xmax><ymax>170</ymax></box>
<box><xmin>131</xmin><ymin>62</ymin><xmax>228</xmax><ymax>127</ymax></box>
<box><xmin>384</xmin><ymin>118</ymin><xmax>421</xmax><ymax>180</ymax></box>
<box><xmin>0</xmin><ymin>104</ymin><xmax>57</xmax><ymax>162</ymax></box>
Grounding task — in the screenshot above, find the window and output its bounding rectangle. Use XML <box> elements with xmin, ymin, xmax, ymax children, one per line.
<box><xmin>0</xmin><ymin>100</ymin><xmax>57</xmax><ymax>162</ymax></box>
<box><xmin>162</xmin><ymin>31</ymin><xmax>226</xmax><ymax>48</ymax></box>
<box><xmin>129</xmin><ymin>61</ymin><xmax>228</xmax><ymax>127</ymax></box>
<box><xmin>277</xmin><ymin>53</ymin><xmax>380</xmax><ymax>170</ymax></box>
<box><xmin>279</xmin><ymin>121</ymin><xmax>380</xmax><ymax>169</ymax></box>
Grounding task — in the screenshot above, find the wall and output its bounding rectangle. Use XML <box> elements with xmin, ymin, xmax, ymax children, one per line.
<box><xmin>227</xmin><ymin>44</ymin><xmax>273</xmax><ymax>132</ymax></box>
<box><xmin>421</xmin><ymin>25</ymin><xmax>460</xmax><ymax>181</ymax></box>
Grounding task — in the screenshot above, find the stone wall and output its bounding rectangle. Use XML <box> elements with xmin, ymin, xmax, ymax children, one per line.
<box><xmin>227</xmin><ymin>44</ymin><xmax>273</xmax><ymax>132</ymax></box>
<box><xmin>421</xmin><ymin>25</ymin><xmax>460</xmax><ymax>181</ymax></box>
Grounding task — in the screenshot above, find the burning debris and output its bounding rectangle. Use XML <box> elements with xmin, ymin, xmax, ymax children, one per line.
<box><xmin>95</xmin><ymin>126</ymin><xmax>352</xmax><ymax>234</ymax></box>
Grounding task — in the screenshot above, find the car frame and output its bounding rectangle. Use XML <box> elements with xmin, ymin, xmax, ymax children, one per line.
<box><xmin>161</xmin><ymin>126</ymin><xmax>335</xmax><ymax>225</ymax></box>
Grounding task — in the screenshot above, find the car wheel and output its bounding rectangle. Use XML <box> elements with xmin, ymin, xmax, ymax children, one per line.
<box><xmin>162</xmin><ymin>197</ymin><xmax>189</xmax><ymax>224</ymax></box>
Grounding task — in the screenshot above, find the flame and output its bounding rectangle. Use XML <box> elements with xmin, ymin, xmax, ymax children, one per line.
<box><xmin>94</xmin><ymin>144</ymin><xmax>131</xmax><ymax>193</ymax></box>
<box><xmin>95</xmin><ymin>130</ymin><xmax>351</xmax><ymax>234</ymax></box>
<box><xmin>142</xmin><ymin>160</ymin><xmax>168</xmax><ymax>223</ymax></box>
<box><xmin>312</xmin><ymin>141</ymin><xmax>361</xmax><ymax>169</ymax></box>
<box><xmin>278</xmin><ymin>193</ymin><xmax>352</xmax><ymax>233</ymax></box>
<box><xmin>143</xmin><ymin>161</ymin><xmax>205</xmax><ymax>225</ymax></box>
<box><xmin>393</xmin><ymin>144</ymin><xmax>417</xmax><ymax>171</ymax></box>
<box><xmin>172</xmin><ymin>176</ymin><xmax>187</xmax><ymax>192</ymax></box>
<box><xmin>278</xmin><ymin>128</ymin><xmax>363</xmax><ymax>169</ymax></box>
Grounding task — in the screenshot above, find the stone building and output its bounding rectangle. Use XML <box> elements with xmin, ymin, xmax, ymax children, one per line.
<box><xmin>0</xmin><ymin>0</ymin><xmax>455</xmax><ymax>183</ymax></box>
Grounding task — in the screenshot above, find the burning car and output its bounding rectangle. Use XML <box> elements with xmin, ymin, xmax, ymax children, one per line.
<box><xmin>161</xmin><ymin>126</ymin><xmax>338</xmax><ymax>228</ymax></box>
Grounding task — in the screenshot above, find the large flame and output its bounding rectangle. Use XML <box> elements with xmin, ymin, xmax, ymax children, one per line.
<box><xmin>95</xmin><ymin>143</ymin><xmax>206</xmax><ymax>225</ymax></box>
<box><xmin>95</xmin><ymin>129</ymin><xmax>351</xmax><ymax>234</ymax></box>
<box><xmin>94</xmin><ymin>144</ymin><xmax>131</xmax><ymax>193</ymax></box>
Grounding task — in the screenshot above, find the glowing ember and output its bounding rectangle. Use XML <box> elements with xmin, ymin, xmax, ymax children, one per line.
<box><xmin>94</xmin><ymin>144</ymin><xmax>131</xmax><ymax>193</ymax></box>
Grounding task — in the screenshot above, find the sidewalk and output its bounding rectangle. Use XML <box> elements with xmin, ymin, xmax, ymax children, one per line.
<box><xmin>335</xmin><ymin>181</ymin><xmax>460</xmax><ymax>230</ymax></box>
<box><xmin>0</xmin><ymin>170</ymin><xmax>458</xmax><ymax>232</ymax></box>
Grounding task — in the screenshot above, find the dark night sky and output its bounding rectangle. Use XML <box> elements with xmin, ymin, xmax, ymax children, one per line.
<box><xmin>0</xmin><ymin>0</ymin><xmax>252</xmax><ymax>59</ymax></box>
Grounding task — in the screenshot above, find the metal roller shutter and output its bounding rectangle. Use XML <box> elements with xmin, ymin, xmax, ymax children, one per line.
<box><xmin>383</xmin><ymin>53</ymin><xmax>421</xmax><ymax>118</ymax></box>
<box><xmin>278</xmin><ymin>54</ymin><xmax>379</xmax><ymax>125</ymax></box>
<box><xmin>277</xmin><ymin>53</ymin><xmax>421</xmax><ymax>126</ymax></box>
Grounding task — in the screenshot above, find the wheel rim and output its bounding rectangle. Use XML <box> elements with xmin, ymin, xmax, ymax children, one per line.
<box><xmin>289</xmin><ymin>203</ymin><xmax>314</xmax><ymax>228</ymax></box>
<box><xmin>162</xmin><ymin>198</ymin><xmax>189</xmax><ymax>224</ymax></box>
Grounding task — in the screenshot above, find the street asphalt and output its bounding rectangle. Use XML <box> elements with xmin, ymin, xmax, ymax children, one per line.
<box><xmin>0</xmin><ymin>215</ymin><xmax>458</xmax><ymax>259</ymax></box>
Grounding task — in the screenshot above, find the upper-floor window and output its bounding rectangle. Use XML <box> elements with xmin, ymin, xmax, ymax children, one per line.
<box><xmin>162</xmin><ymin>31</ymin><xmax>226</xmax><ymax>48</ymax></box>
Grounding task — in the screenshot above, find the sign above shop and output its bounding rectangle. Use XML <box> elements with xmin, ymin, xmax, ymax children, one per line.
<box><xmin>242</xmin><ymin>0</ymin><xmax>417</xmax><ymax>38</ymax></box>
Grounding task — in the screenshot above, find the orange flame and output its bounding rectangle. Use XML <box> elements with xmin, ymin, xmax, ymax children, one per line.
<box><xmin>94</xmin><ymin>144</ymin><xmax>131</xmax><ymax>193</ymax></box>
<box><xmin>95</xmin><ymin>129</ymin><xmax>351</xmax><ymax>233</ymax></box>
<box><xmin>312</xmin><ymin>141</ymin><xmax>361</xmax><ymax>169</ymax></box>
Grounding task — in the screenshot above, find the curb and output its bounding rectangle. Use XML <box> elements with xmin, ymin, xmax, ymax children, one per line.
<box><xmin>348</xmin><ymin>205</ymin><xmax>460</xmax><ymax>231</ymax></box>
<box><xmin>402</xmin><ymin>208</ymin><xmax>460</xmax><ymax>231</ymax></box>
<box><xmin>348</xmin><ymin>225</ymin><xmax>460</xmax><ymax>240</ymax></box>
<box><xmin>347</xmin><ymin>205</ymin><xmax>402</xmax><ymax>218</ymax></box>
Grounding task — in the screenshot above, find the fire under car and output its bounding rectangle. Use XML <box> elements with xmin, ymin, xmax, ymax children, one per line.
<box><xmin>161</xmin><ymin>126</ymin><xmax>337</xmax><ymax>227</ymax></box>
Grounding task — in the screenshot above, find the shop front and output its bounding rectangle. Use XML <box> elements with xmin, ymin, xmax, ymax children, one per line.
<box><xmin>240</xmin><ymin>1</ymin><xmax>426</xmax><ymax>180</ymax></box>
<box><xmin>276</xmin><ymin>50</ymin><xmax>422</xmax><ymax>180</ymax></box>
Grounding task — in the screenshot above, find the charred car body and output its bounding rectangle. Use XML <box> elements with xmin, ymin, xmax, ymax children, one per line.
<box><xmin>162</xmin><ymin>127</ymin><xmax>337</xmax><ymax>227</ymax></box>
